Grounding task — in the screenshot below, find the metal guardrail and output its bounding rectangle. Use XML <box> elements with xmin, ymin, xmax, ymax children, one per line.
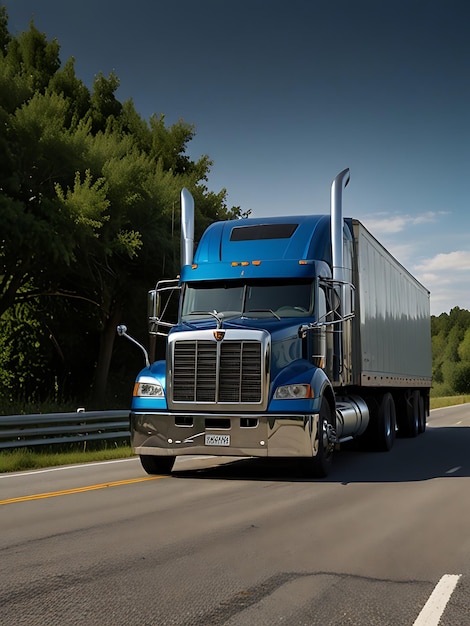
<box><xmin>0</xmin><ymin>410</ymin><xmax>130</xmax><ymax>450</ymax></box>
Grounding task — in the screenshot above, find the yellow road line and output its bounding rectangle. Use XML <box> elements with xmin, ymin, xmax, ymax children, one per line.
<box><xmin>0</xmin><ymin>475</ymin><xmax>165</xmax><ymax>506</ymax></box>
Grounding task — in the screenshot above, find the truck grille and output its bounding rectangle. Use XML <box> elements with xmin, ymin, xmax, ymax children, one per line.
<box><xmin>172</xmin><ymin>340</ymin><xmax>262</xmax><ymax>403</ymax></box>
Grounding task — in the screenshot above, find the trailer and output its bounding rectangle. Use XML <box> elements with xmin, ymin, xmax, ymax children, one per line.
<box><xmin>119</xmin><ymin>168</ymin><xmax>431</xmax><ymax>477</ymax></box>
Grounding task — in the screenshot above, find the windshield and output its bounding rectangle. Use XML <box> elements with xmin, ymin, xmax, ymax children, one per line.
<box><xmin>181</xmin><ymin>279</ymin><xmax>314</xmax><ymax>320</ymax></box>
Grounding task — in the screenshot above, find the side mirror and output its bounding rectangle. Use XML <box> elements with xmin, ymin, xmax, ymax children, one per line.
<box><xmin>341</xmin><ymin>282</ymin><xmax>355</xmax><ymax>320</ymax></box>
<box><xmin>149</xmin><ymin>279</ymin><xmax>181</xmax><ymax>336</ymax></box>
<box><xmin>148</xmin><ymin>289</ymin><xmax>158</xmax><ymax>334</ymax></box>
<box><xmin>311</xmin><ymin>326</ymin><xmax>327</xmax><ymax>369</ymax></box>
<box><xmin>116</xmin><ymin>325</ymin><xmax>150</xmax><ymax>368</ymax></box>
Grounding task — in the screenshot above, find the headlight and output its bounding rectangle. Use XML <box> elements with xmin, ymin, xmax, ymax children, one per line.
<box><xmin>133</xmin><ymin>381</ymin><xmax>164</xmax><ymax>397</ymax></box>
<box><xmin>274</xmin><ymin>384</ymin><xmax>313</xmax><ymax>400</ymax></box>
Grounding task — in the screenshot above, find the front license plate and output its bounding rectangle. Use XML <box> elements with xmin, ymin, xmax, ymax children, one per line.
<box><xmin>205</xmin><ymin>433</ymin><xmax>230</xmax><ymax>446</ymax></box>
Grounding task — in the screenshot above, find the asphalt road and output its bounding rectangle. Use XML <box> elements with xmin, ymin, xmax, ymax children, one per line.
<box><xmin>1</xmin><ymin>405</ymin><xmax>469</xmax><ymax>625</ymax></box>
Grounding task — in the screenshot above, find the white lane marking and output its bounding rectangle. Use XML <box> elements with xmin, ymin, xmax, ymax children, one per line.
<box><xmin>446</xmin><ymin>466</ymin><xmax>462</xmax><ymax>474</ymax></box>
<box><xmin>176</xmin><ymin>455</ymin><xmax>215</xmax><ymax>462</ymax></box>
<box><xmin>0</xmin><ymin>457</ymin><xmax>139</xmax><ymax>479</ymax></box>
<box><xmin>413</xmin><ymin>574</ymin><xmax>461</xmax><ymax>626</ymax></box>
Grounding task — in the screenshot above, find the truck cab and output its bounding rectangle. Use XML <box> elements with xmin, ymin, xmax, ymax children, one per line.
<box><xmin>120</xmin><ymin>169</ymin><xmax>430</xmax><ymax>478</ymax></box>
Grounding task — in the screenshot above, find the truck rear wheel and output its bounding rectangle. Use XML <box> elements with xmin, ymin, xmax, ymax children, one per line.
<box><xmin>376</xmin><ymin>392</ymin><xmax>396</xmax><ymax>451</ymax></box>
<box><xmin>409</xmin><ymin>391</ymin><xmax>420</xmax><ymax>437</ymax></box>
<box><xmin>364</xmin><ymin>393</ymin><xmax>396</xmax><ymax>452</ymax></box>
<box><xmin>418</xmin><ymin>393</ymin><xmax>426</xmax><ymax>433</ymax></box>
<box><xmin>140</xmin><ymin>454</ymin><xmax>175</xmax><ymax>475</ymax></box>
<box><xmin>398</xmin><ymin>391</ymin><xmax>419</xmax><ymax>438</ymax></box>
<box><xmin>299</xmin><ymin>398</ymin><xmax>334</xmax><ymax>478</ymax></box>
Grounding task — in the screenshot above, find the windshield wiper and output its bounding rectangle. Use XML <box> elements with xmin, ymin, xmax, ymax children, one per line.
<box><xmin>245</xmin><ymin>309</ymin><xmax>281</xmax><ymax>320</ymax></box>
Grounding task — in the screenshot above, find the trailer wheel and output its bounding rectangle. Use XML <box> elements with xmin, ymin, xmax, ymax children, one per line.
<box><xmin>300</xmin><ymin>398</ymin><xmax>334</xmax><ymax>478</ymax></box>
<box><xmin>418</xmin><ymin>393</ymin><xmax>426</xmax><ymax>434</ymax></box>
<box><xmin>410</xmin><ymin>391</ymin><xmax>420</xmax><ymax>437</ymax></box>
<box><xmin>399</xmin><ymin>391</ymin><xmax>419</xmax><ymax>438</ymax></box>
<box><xmin>140</xmin><ymin>454</ymin><xmax>175</xmax><ymax>475</ymax></box>
<box><xmin>376</xmin><ymin>392</ymin><xmax>396</xmax><ymax>451</ymax></box>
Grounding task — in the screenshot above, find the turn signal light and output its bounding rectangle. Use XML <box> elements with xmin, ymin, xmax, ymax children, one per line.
<box><xmin>231</xmin><ymin>260</ymin><xmax>262</xmax><ymax>266</ymax></box>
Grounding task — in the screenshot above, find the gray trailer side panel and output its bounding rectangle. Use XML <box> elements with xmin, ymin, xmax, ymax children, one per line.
<box><xmin>352</xmin><ymin>220</ymin><xmax>432</xmax><ymax>387</ymax></box>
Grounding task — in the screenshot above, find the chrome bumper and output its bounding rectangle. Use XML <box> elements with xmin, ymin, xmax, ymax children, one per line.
<box><xmin>131</xmin><ymin>411</ymin><xmax>319</xmax><ymax>458</ymax></box>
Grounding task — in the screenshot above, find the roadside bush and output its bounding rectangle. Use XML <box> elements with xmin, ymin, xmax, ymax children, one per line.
<box><xmin>450</xmin><ymin>362</ymin><xmax>470</xmax><ymax>394</ymax></box>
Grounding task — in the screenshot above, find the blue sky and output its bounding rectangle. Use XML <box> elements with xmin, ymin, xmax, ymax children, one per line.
<box><xmin>5</xmin><ymin>0</ymin><xmax>469</xmax><ymax>316</ymax></box>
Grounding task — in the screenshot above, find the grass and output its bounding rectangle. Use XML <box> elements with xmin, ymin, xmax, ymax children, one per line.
<box><xmin>0</xmin><ymin>445</ymin><xmax>134</xmax><ymax>473</ymax></box>
<box><xmin>430</xmin><ymin>395</ymin><xmax>470</xmax><ymax>409</ymax></box>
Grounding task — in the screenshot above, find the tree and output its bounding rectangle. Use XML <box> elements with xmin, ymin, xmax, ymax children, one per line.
<box><xmin>90</xmin><ymin>72</ymin><xmax>122</xmax><ymax>132</ymax></box>
<box><xmin>450</xmin><ymin>363</ymin><xmax>470</xmax><ymax>394</ymax></box>
<box><xmin>431</xmin><ymin>307</ymin><xmax>470</xmax><ymax>396</ymax></box>
<box><xmin>0</xmin><ymin>10</ymin><xmax>241</xmax><ymax>407</ymax></box>
<box><xmin>4</xmin><ymin>19</ymin><xmax>60</xmax><ymax>93</ymax></box>
<box><xmin>49</xmin><ymin>57</ymin><xmax>91</xmax><ymax>123</ymax></box>
<box><xmin>458</xmin><ymin>327</ymin><xmax>470</xmax><ymax>363</ymax></box>
<box><xmin>0</xmin><ymin>6</ymin><xmax>10</xmax><ymax>54</ymax></box>
<box><xmin>0</xmin><ymin>90</ymin><xmax>96</xmax><ymax>317</ymax></box>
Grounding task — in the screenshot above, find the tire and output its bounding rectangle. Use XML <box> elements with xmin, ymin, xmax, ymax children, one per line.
<box><xmin>300</xmin><ymin>398</ymin><xmax>334</xmax><ymax>478</ymax></box>
<box><xmin>401</xmin><ymin>391</ymin><xmax>420</xmax><ymax>438</ymax></box>
<box><xmin>410</xmin><ymin>391</ymin><xmax>420</xmax><ymax>437</ymax></box>
<box><xmin>418</xmin><ymin>393</ymin><xmax>426</xmax><ymax>434</ymax></box>
<box><xmin>140</xmin><ymin>454</ymin><xmax>175</xmax><ymax>475</ymax></box>
<box><xmin>365</xmin><ymin>392</ymin><xmax>396</xmax><ymax>452</ymax></box>
<box><xmin>376</xmin><ymin>392</ymin><xmax>396</xmax><ymax>451</ymax></box>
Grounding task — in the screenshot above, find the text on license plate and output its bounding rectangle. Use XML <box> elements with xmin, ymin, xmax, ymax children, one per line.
<box><xmin>205</xmin><ymin>434</ymin><xmax>230</xmax><ymax>446</ymax></box>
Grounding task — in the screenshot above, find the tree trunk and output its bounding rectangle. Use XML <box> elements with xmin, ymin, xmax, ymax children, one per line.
<box><xmin>92</xmin><ymin>304</ymin><xmax>122</xmax><ymax>407</ymax></box>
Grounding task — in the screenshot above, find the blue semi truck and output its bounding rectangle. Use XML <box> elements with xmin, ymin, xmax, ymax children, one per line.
<box><xmin>119</xmin><ymin>169</ymin><xmax>432</xmax><ymax>477</ymax></box>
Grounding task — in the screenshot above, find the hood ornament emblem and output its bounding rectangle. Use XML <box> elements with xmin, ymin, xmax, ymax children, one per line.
<box><xmin>213</xmin><ymin>329</ymin><xmax>225</xmax><ymax>341</ymax></box>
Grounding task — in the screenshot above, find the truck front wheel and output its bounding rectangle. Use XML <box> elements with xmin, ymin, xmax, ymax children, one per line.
<box><xmin>140</xmin><ymin>454</ymin><xmax>175</xmax><ymax>475</ymax></box>
<box><xmin>300</xmin><ymin>398</ymin><xmax>334</xmax><ymax>478</ymax></box>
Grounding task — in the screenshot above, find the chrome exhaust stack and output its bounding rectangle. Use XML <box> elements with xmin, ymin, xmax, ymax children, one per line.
<box><xmin>331</xmin><ymin>168</ymin><xmax>350</xmax><ymax>282</ymax></box>
<box><xmin>180</xmin><ymin>188</ymin><xmax>195</xmax><ymax>268</ymax></box>
<box><xmin>329</xmin><ymin>168</ymin><xmax>351</xmax><ymax>385</ymax></box>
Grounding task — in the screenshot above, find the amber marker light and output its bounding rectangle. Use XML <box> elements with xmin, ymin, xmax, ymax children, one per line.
<box><xmin>252</xmin><ymin>260</ymin><xmax>261</xmax><ymax>266</ymax></box>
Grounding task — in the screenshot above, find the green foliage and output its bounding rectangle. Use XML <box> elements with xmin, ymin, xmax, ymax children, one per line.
<box><xmin>0</xmin><ymin>9</ymin><xmax>240</xmax><ymax>409</ymax></box>
<box><xmin>90</xmin><ymin>71</ymin><xmax>122</xmax><ymax>132</ymax></box>
<box><xmin>49</xmin><ymin>57</ymin><xmax>91</xmax><ymax>122</ymax></box>
<box><xmin>431</xmin><ymin>306</ymin><xmax>470</xmax><ymax>397</ymax></box>
<box><xmin>6</xmin><ymin>21</ymin><xmax>60</xmax><ymax>92</ymax></box>
<box><xmin>0</xmin><ymin>6</ymin><xmax>10</xmax><ymax>54</ymax></box>
<box><xmin>55</xmin><ymin>169</ymin><xmax>110</xmax><ymax>235</ymax></box>
<box><xmin>0</xmin><ymin>445</ymin><xmax>133</xmax><ymax>473</ymax></box>
<box><xmin>430</xmin><ymin>394</ymin><xmax>470</xmax><ymax>409</ymax></box>
<box><xmin>458</xmin><ymin>327</ymin><xmax>470</xmax><ymax>362</ymax></box>
<box><xmin>450</xmin><ymin>362</ymin><xmax>470</xmax><ymax>394</ymax></box>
